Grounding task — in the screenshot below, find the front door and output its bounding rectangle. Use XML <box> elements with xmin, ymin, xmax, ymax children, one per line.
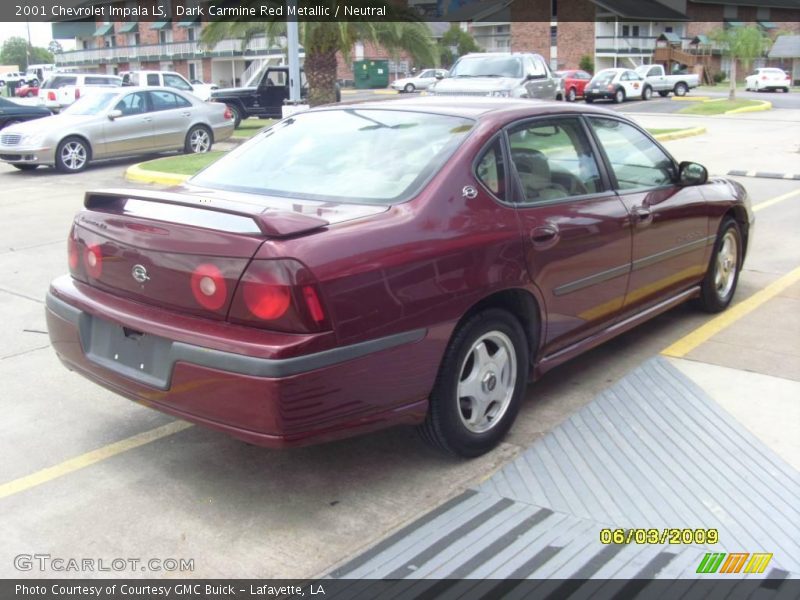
<box><xmin>506</xmin><ymin>116</ymin><xmax>632</xmax><ymax>354</ymax></box>
<box><xmin>103</xmin><ymin>91</ymin><xmax>153</xmax><ymax>156</ymax></box>
<box><xmin>586</xmin><ymin>116</ymin><xmax>710</xmax><ymax>315</ymax></box>
<box><xmin>259</xmin><ymin>69</ymin><xmax>290</xmax><ymax>117</ymax></box>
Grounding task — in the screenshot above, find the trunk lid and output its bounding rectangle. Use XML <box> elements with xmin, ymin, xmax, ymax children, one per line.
<box><xmin>71</xmin><ymin>188</ymin><xmax>387</xmax><ymax>319</ymax></box>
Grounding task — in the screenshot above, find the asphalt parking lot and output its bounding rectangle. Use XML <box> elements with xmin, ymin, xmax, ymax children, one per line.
<box><xmin>1</xmin><ymin>105</ymin><xmax>798</xmax><ymax>579</ymax></box>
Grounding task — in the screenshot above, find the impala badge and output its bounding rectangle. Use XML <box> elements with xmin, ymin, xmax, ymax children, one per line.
<box><xmin>462</xmin><ymin>185</ymin><xmax>478</xmax><ymax>199</ymax></box>
<box><xmin>131</xmin><ymin>264</ymin><xmax>150</xmax><ymax>284</ymax></box>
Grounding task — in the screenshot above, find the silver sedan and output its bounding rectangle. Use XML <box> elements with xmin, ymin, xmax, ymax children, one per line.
<box><xmin>0</xmin><ymin>86</ymin><xmax>234</xmax><ymax>173</ymax></box>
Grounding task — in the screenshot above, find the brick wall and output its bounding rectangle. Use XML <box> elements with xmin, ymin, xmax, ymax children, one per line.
<box><xmin>556</xmin><ymin>0</ymin><xmax>596</xmax><ymax>70</ymax></box>
<box><xmin>510</xmin><ymin>0</ymin><xmax>550</xmax><ymax>57</ymax></box>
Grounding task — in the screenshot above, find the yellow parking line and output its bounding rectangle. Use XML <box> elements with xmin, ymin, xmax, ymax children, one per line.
<box><xmin>752</xmin><ymin>188</ymin><xmax>800</xmax><ymax>213</ymax></box>
<box><xmin>0</xmin><ymin>421</ymin><xmax>193</xmax><ymax>500</ymax></box>
<box><xmin>662</xmin><ymin>265</ymin><xmax>800</xmax><ymax>358</ymax></box>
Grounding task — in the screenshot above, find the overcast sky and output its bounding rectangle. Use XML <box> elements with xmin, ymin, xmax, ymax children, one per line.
<box><xmin>0</xmin><ymin>21</ymin><xmax>76</xmax><ymax>54</ymax></box>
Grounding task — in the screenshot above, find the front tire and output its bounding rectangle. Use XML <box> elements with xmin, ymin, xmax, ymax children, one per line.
<box><xmin>697</xmin><ymin>218</ymin><xmax>742</xmax><ymax>313</ymax></box>
<box><xmin>185</xmin><ymin>125</ymin><xmax>212</xmax><ymax>154</ymax></box>
<box><xmin>55</xmin><ymin>136</ymin><xmax>90</xmax><ymax>173</ymax></box>
<box><xmin>403</xmin><ymin>83</ymin><xmax>415</xmax><ymax>93</ymax></box>
<box><xmin>419</xmin><ymin>309</ymin><xmax>530</xmax><ymax>457</ymax></box>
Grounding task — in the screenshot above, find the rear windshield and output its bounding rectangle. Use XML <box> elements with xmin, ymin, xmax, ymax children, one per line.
<box><xmin>450</xmin><ymin>56</ymin><xmax>523</xmax><ymax>79</ymax></box>
<box><xmin>42</xmin><ymin>76</ymin><xmax>77</xmax><ymax>89</ymax></box>
<box><xmin>191</xmin><ymin>109</ymin><xmax>475</xmax><ymax>205</ymax></box>
<box><xmin>590</xmin><ymin>70</ymin><xmax>617</xmax><ymax>85</ymax></box>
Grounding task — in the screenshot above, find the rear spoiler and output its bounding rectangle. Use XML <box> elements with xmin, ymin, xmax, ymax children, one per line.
<box><xmin>84</xmin><ymin>188</ymin><xmax>329</xmax><ymax>238</ymax></box>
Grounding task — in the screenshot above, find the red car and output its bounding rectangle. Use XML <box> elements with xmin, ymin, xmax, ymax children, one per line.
<box><xmin>556</xmin><ymin>69</ymin><xmax>592</xmax><ymax>102</ymax></box>
<box><xmin>15</xmin><ymin>84</ymin><xmax>39</xmax><ymax>98</ymax></box>
<box><xmin>46</xmin><ymin>98</ymin><xmax>753</xmax><ymax>457</ymax></box>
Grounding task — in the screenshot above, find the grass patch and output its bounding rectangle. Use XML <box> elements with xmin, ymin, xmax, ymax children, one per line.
<box><xmin>233</xmin><ymin>118</ymin><xmax>275</xmax><ymax>138</ymax></box>
<box><xmin>678</xmin><ymin>99</ymin><xmax>763</xmax><ymax>115</ymax></box>
<box><xmin>138</xmin><ymin>151</ymin><xmax>226</xmax><ymax>175</ymax></box>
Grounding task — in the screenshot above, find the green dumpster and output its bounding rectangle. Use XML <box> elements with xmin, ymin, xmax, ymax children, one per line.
<box><xmin>353</xmin><ymin>59</ymin><xmax>390</xmax><ymax>89</ymax></box>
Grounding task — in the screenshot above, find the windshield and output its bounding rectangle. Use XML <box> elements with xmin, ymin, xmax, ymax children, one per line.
<box><xmin>191</xmin><ymin>109</ymin><xmax>475</xmax><ymax>204</ymax></box>
<box><xmin>62</xmin><ymin>92</ymin><xmax>118</xmax><ymax>115</ymax></box>
<box><xmin>450</xmin><ymin>56</ymin><xmax>523</xmax><ymax>79</ymax></box>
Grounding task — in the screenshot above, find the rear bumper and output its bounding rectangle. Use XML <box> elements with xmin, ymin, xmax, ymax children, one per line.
<box><xmin>46</xmin><ymin>277</ymin><xmax>442</xmax><ymax>448</ymax></box>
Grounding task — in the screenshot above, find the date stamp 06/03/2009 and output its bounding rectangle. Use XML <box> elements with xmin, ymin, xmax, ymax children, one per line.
<box><xmin>600</xmin><ymin>528</ymin><xmax>719</xmax><ymax>545</ymax></box>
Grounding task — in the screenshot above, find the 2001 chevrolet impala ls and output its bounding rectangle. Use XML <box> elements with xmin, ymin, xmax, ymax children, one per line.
<box><xmin>46</xmin><ymin>97</ymin><xmax>753</xmax><ymax>457</ymax></box>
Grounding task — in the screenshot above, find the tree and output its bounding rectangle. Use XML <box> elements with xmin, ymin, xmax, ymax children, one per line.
<box><xmin>0</xmin><ymin>36</ymin><xmax>54</xmax><ymax>70</ymax></box>
<box><xmin>438</xmin><ymin>24</ymin><xmax>481</xmax><ymax>68</ymax></box>
<box><xmin>579</xmin><ymin>54</ymin><xmax>594</xmax><ymax>74</ymax></box>
<box><xmin>201</xmin><ymin>2</ymin><xmax>436</xmax><ymax>106</ymax></box>
<box><xmin>711</xmin><ymin>25</ymin><xmax>772</xmax><ymax>100</ymax></box>
<box><xmin>48</xmin><ymin>40</ymin><xmax>63</xmax><ymax>55</ymax></box>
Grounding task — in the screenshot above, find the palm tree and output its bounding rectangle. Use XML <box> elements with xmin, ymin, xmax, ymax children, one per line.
<box><xmin>711</xmin><ymin>25</ymin><xmax>772</xmax><ymax>100</ymax></box>
<box><xmin>201</xmin><ymin>3</ymin><xmax>437</xmax><ymax>106</ymax></box>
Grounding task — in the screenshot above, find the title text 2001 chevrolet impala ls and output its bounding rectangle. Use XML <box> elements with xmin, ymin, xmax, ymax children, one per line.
<box><xmin>46</xmin><ymin>98</ymin><xmax>753</xmax><ymax>457</ymax></box>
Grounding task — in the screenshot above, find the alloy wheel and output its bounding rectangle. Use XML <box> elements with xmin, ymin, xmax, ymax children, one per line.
<box><xmin>715</xmin><ymin>230</ymin><xmax>738</xmax><ymax>300</ymax></box>
<box><xmin>189</xmin><ymin>128</ymin><xmax>211</xmax><ymax>153</ymax></box>
<box><xmin>60</xmin><ymin>141</ymin><xmax>87</xmax><ymax>171</ymax></box>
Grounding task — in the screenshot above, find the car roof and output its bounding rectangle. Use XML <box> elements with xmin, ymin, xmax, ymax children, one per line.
<box><xmin>312</xmin><ymin>95</ymin><xmax>621</xmax><ymax>122</ymax></box>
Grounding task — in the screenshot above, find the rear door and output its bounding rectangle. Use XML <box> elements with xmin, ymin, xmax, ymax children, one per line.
<box><xmin>146</xmin><ymin>90</ymin><xmax>193</xmax><ymax>149</ymax></box>
<box><xmin>506</xmin><ymin>115</ymin><xmax>632</xmax><ymax>353</ymax></box>
<box><xmin>103</xmin><ymin>91</ymin><xmax>154</xmax><ymax>156</ymax></box>
<box><xmin>586</xmin><ymin>116</ymin><xmax>710</xmax><ymax>315</ymax></box>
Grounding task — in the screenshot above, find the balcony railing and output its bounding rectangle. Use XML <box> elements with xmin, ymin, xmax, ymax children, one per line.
<box><xmin>55</xmin><ymin>38</ymin><xmax>285</xmax><ymax>66</ymax></box>
<box><xmin>595</xmin><ymin>36</ymin><xmax>657</xmax><ymax>55</ymax></box>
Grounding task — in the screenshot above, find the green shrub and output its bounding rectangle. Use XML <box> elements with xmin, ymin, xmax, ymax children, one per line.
<box><xmin>579</xmin><ymin>55</ymin><xmax>594</xmax><ymax>74</ymax></box>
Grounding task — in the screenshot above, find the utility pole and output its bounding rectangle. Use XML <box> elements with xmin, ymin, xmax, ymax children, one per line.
<box><xmin>26</xmin><ymin>20</ymin><xmax>33</xmax><ymax>69</ymax></box>
<box><xmin>286</xmin><ymin>0</ymin><xmax>301</xmax><ymax>102</ymax></box>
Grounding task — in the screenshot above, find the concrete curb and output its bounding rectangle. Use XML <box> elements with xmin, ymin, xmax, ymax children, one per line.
<box><xmin>671</xmin><ymin>96</ymin><xmax>711</xmax><ymax>102</ymax></box>
<box><xmin>725</xmin><ymin>100</ymin><xmax>772</xmax><ymax>114</ymax></box>
<box><xmin>652</xmin><ymin>126</ymin><xmax>707</xmax><ymax>142</ymax></box>
<box><xmin>125</xmin><ymin>126</ymin><xmax>709</xmax><ymax>185</ymax></box>
<box><xmin>125</xmin><ymin>163</ymin><xmax>190</xmax><ymax>186</ymax></box>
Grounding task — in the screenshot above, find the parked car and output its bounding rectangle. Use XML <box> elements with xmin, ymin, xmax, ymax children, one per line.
<box><xmin>390</xmin><ymin>69</ymin><xmax>449</xmax><ymax>93</ymax></box>
<box><xmin>555</xmin><ymin>69</ymin><xmax>592</xmax><ymax>102</ymax></box>
<box><xmin>744</xmin><ymin>68</ymin><xmax>791</xmax><ymax>93</ymax></box>
<box><xmin>428</xmin><ymin>53</ymin><xmax>559</xmax><ymax>100</ymax></box>
<box><xmin>0</xmin><ymin>72</ymin><xmax>25</xmax><ymax>87</ymax></box>
<box><xmin>0</xmin><ymin>97</ymin><xmax>51</xmax><ymax>130</ymax></box>
<box><xmin>634</xmin><ymin>64</ymin><xmax>700</xmax><ymax>97</ymax></box>
<box><xmin>0</xmin><ymin>87</ymin><xmax>233</xmax><ymax>173</ymax></box>
<box><xmin>45</xmin><ymin>97</ymin><xmax>752</xmax><ymax>457</ymax></box>
<box><xmin>15</xmin><ymin>84</ymin><xmax>39</xmax><ymax>98</ymax></box>
<box><xmin>211</xmin><ymin>66</ymin><xmax>341</xmax><ymax>128</ymax></box>
<box><xmin>38</xmin><ymin>73</ymin><xmax>122</xmax><ymax>112</ymax></box>
<box><xmin>121</xmin><ymin>70</ymin><xmax>218</xmax><ymax>101</ymax></box>
<box><xmin>585</xmin><ymin>68</ymin><xmax>653</xmax><ymax>103</ymax></box>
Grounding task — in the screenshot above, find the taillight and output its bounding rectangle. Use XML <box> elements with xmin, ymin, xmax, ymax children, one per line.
<box><xmin>83</xmin><ymin>244</ymin><xmax>103</xmax><ymax>279</ymax></box>
<box><xmin>75</xmin><ymin>88</ymin><xmax>80</xmax><ymax>99</ymax></box>
<box><xmin>229</xmin><ymin>259</ymin><xmax>329</xmax><ymax>333</ymax></box>
<box><xmin>223</xmin><ymin>106</ymin><xmax>233</xmax><ymax>120</ymax></box>
<box><xmin>761</xmin><ymin>76</ymin><xmax>767</xmax><ymax>80</ymax></box>
<box><xmin>47</xmin><ymin>91</ymin><xmax>56</xmax><ymax>101</ymax></box>
<box><xmin>607</xmin><ymin>84</ymin><xmax>615</xmax><ymax>91</ymax></box>
<box><xmin>67</xmin><ymin>235</ymin><xmax>79</xmax><ymax>271</ymax></box>
<box><xmin>190</xmin><ymin>263</ymin><xmax>228</xmax><ymax>310</ymax></box>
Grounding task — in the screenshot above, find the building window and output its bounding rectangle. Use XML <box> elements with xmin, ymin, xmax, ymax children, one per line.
<box><xmin>550</xmin><ymin>26</ymin><xmax>557</xmax><ymax>46</ymax></box>
<box><xmin>723</xmin><ymin>5</ymin><xmax>737</xmax><ymax>19</ymax></box>
<box><xmin>159</xmin><ymin>29</ymin><xmax>173</xmax><ymax>44</ymax></box>
<box><xmin>665</xmin><ymin>26</ymin><xmax>673</xmax><ymax>33</ymax></box>
<box><xmin>621</xmin><ymin>25</ymin><xmax>640</xmax><ymax>38</ymax></box>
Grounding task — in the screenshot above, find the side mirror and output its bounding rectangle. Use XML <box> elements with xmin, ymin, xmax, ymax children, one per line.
<box><xmin>107</xmin><ymin>109</ymin><xmax>122</xmax><ymax>120</ymax></box>
<box><xmin>679</xmin><ymin>161</ymin><xmax>708</xmax><ymax>186</ymax></box>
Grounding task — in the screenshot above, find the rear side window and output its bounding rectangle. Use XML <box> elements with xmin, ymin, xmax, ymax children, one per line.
<box><xmin>147</xmin><ymin>74</ymin><xmax>160</xmax><ymax>86</ymax></box>
<box><xmin>476</xmin><ymin>139</ymin><xmax>506</xmax><ymax>201</ymax></box>
<box><xmin>148</xmin><ymin>90</ymin><xmax>191</xmax><ymax>110</ymax></box>
<box><xmin>509</xmin><ymin>118</ymin><xmax>601</xmax><ymax>204</ymax></box>
<box><xmin>85</xmin><ymin>76</ymin><xmax>117</xmax><ymax>85</ymax></box>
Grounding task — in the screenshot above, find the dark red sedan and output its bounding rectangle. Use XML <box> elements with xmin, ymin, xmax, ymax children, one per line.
<box><xmin>46</xmin><ymin>98</ymin><xmax>753</xmax><ymax>457</ymax></box>
<box><xmin>555</xmin><ymin>69</ymin><xmax>593</xmax><ymax>102</ymax></box>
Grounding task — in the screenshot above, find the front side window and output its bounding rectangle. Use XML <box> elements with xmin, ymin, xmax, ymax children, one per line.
<box><xmin>191</xmin><ymin>109</ymin><xmax>475</xmax><ymax>204</ymax></box>
<box><xmin>509</xmin><ymin>118</ymin><xmax>601</xmax><ymax>203</ymax></box>
<box><xmin>589</xmin><ymin>117</ymin><xmax>675</xmax><ymax>191</ymax></box>
<box><xmin>114</xmin><ymin>92</ymin><xmax>148</xmax><ymax>116</ymax></box>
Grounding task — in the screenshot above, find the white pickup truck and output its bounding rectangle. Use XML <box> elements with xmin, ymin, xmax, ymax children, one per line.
<box><xmin>121</xmin><ymin>71</ymin><xmax>217</xmax><ymax>101</ymax></box>
<box><xmin>635</xmin><ymin>64</ymin><xmax>700</xmax><ymax>97</ymax></box>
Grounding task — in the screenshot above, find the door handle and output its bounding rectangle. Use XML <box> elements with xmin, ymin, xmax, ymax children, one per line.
<box><xmin>531</xmin><ymin>224</ymin><xmax>560</xmax><ymax>248</ymax></box>
<box><xmin>142</xmin><ymin>117</ymin><xmax>152</xmax><ymax>122</ymax></box>
<box><xmin>181</xmin><ymin>111</ymin><xmax>191</xmax><ymax>117</ymax></box>
<box><xmin>632</xmin><ymin>205</ymin><xmax>653</xmax><ymax>225</ymax></box>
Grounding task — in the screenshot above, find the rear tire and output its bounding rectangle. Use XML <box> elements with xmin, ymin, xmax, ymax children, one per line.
<box><xmin>185</xmin><ymin>125</ymin><xmax>212</xmax><ymax>154</ymax></box>
<box><xmin>674</xmin><ymin>82</ymin><xmax>688</xmax><ymax>97</ymax></box>
<box><xmin>696</xmin><ymin>218</ymin><xmax>742</xmax><ymax>313</ymax></box>
<box><xmin>227</xmin><ymin>104</ymin><xmax>242</xmax><ymax>129</ymax></box>
<box><xmin>418</xmin><ymin>309</ymin><xmax>530</xmax><ymax>457</ymax></box>
<box><xmin>567</xmin><ymin>87</ymin><xmax>577</xmax><ymax>102</ymax></box>
<box><xmin>55</xmin><ymin>136</ymin><xmax>90</xmax><ymax>173</ymax></box>
<box><xmin>642</xmin><ymin>85</ymin><xmax>653</xmax><ymax>100</ymax></box>
<box><xmin>614</xmin><ymin>88</ymin><xmax>625</xmax><ymax>103</ymax></box>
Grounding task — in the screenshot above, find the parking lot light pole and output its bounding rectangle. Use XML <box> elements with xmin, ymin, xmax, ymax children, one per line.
<box><xmin>287</xmin><ymin>4</ymin><xmax>301</xmax><ymax>103</ymax></box>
